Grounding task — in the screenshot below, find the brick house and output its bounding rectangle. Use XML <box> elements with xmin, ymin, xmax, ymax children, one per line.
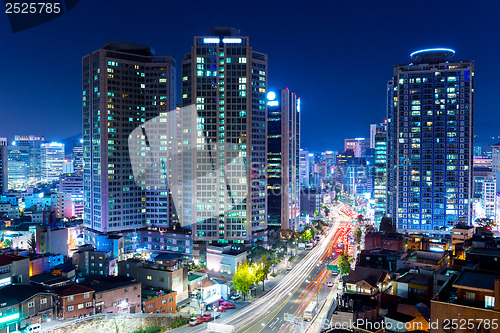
<box><xmin>84</xmin><ymin>276</ymin><xmax>141</xmax><ymax>314</ymax></box>
<box><xmin>56</xmin><ymin>283</ymin><xmax>94</xmax><ymax>319</ymax></box>
<box><xmin>143</xmin><ymin>288</ymin><xmax>177</xmax><ymax>314</ymax></box>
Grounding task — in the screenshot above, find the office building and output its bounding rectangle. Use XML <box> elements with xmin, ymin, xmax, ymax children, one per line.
<box><xmin>72</xmin><ymin>139</ymin><xmax>84</xmax><ymax>172</ymax></box>
<box><xmin>373</xmin><ymin>122</ymin><xmax>387</xmax><ymax>224</ymax></box>
<box><xmin>345</xmin><ymin>138</ymin><xmax>369</xmax><ymax>157</ymax></box>
<box><xmin>0</xmin><ymin>138</ymin><xmax>7</xmax><ymax>193</ymax></box>
<box><xmin>82</xmin><ymin>41</ymin><xmax>176</xmax><ymax>233</ymax></box>
<box><xmin>41</xmin><ymin>142</ymin><xmax>65</xmax><ymax>182</ymax></box>
<box><xmin>387</xmin><ymin>48</ymin><xmax>473</xmax><ymax>232</ymax></box>
<box><xmin>299</xmin><ymin>149</ymin><xmax>310</xmax><ymax>189</ymax></box>
<box><xmin>12</xmin><ymin>135</ymin><xmax>44</xmax><ymax>182</ymax></box>
<box><xmin>266</xmin><ymin>89</ymin><xmax>300</xmax><ymax>231</ymax></box>
<box><xmin>181</xmin><ymin>27</ymin><xmax>268</xmax><ymax>245</ymax></box>
<box><xmin>7</xmin><ymin>145</ymin><xmax>29</xmax><ymax>187</ymax></box>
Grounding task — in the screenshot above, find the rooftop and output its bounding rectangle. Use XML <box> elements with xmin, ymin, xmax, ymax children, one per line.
<box><xmin>83</xmin><ymin>276</ymin><xmax>139</xmax><ymax>293</ymax></box>
<box><xmin>0</xmin><ymin>254</ymin><xmax>28</xmax><ymax>266</ymax></box>
<box><xmin>453</xmin><ymin>270</ymin><xmax>500</xmax><ymax>292</ymax></box>
<box><xmin>0</xmin><ymin>284</ymin><xmax>49</xmax><ymax>304</ymax></box>
<box><xmin>56</xmin><ymin>283</ymin><xmax>94</xmax><ymax>297</ymax></box>
<box><xmin>142</xmin><ymin>287</ymin><xmax>175</xmax><ymax>300</ymax></box>
<box><xmin>396</xmin><ymin>272</ymin><xmax>432</xmax><ymax>286</ymax></box>
<box><xmin>410</xmin><ymin>48</ymin><xmax>455</xmax><ymax>63</ymax></box>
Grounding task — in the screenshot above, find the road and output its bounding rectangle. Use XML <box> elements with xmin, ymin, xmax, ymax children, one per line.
<box><xmin>173</xmin><ymin>204</ymin><xmax>353</xmax><ymax>333</ymax></box>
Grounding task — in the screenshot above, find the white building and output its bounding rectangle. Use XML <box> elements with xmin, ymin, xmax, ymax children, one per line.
<box><xmin>41</xmin><ymin>142</ymin><xmax>65</xmax><ymax>182</ymax></box>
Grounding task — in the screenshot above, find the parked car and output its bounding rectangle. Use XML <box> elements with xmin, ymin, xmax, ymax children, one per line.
<box><xmin>286</xmin><ymin>265</ymin><xmax>292</xmax><ymax>270</ymax></box>
<box><xmin>327</xmin><ymin>281</ymin><xmax>334</xmax><ymax>288</ymax></box>
<box><xmin>25</xmin><ymin>324</ymin><xmax>41</xmax><ymax>333</ymax></box>
<box><xmin>189</xmin><ymin>317</ymin><xmax>202</xmax><ymax>326</ymax></box>
<box><xmin>230</xmin><ymin>294</ymin><xmax>241</xmax><ymax>301</ymax></box>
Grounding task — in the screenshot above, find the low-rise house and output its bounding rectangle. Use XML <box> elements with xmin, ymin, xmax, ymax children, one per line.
<box><xmin>364</xmin><ymin>231</ymin><xmax>405</xmax><ymax>252</ymax></box>
<box><xmin>72</xmin><ymin>245</ymin><xmax>113</xmax><ymax>277</ymax></box>
<box><xmin>397</xmin><ymin>250</ymin><xmax>450</xmax><ymax>272</ymax></box>
<box><xmin>0</xmin><ymin>254</ymin><xmax>30</xmax><ymax>286</ymax></box>
<box><xmin>344</xmin><ymin>266</ymin><xmax>392</xmax><ymax>296</ymax></box>
<box><xmin>0</xmin><ymin>284</ymin><xmax>55</xmax><ymax>332</ymax></box>
<box><xmin>142</xmin><ymin>287</ymin><xmax>177</xmax><ymax>314</ymax></box>
<box><xmin>29</xmin><ymin>253</ymin><xmax>64</xmax><ymax>276</ymax></box>
<box><xmin>393</xmin><ymin>271</ymin><xmax>433</xmax><ymax>302</ymax></box>
<box><xmin>55</xmin><ymin>283</ymin><xmax>94</xmax><ymax>319</ymax></box>
<box><xmin>118</xmin><ymin>259</ymin><xmax>188</xmax><ymax>302</ymax></box>
<box><xmin>431</xmin><ymin>269</ymin><xmax>500</xmax><ymax>332</ymax></box>
<box><xmin>206</xmin><ymin>244</ymin><xmax>247</xmax><ymax>277</ymax></box>
<box><xmin>84</xmin><ymin>276</ymin><xmax>141</xmax><ymax>314</ymax></box>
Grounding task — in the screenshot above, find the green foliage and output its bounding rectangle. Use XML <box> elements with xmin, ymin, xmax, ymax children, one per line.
<box><xmin>170</xmin><ymin>317</ymin><xmax>189</xmax><ymax>328</ymax></box>
<box><xmin>2</xmin><ymin>239</ymin><xmax>11</xmax><ymax>249</ymax></box>
<box><xmin>314</xmin><ymin>209</ymin><xmax>319</xmax><ymax>216</ymax></box>
<box><xmin>253</xmin><ymin>256</ymin><xmax>272</xmax><ymax>291</ymax></box>
<box><xmin>133</xmin><ymin>324</ymin><xmax>164</xmax><ymax>333</ymax></box>
<box><xmin>28</xmin><ymin>234</ymin><xmax>36</xmax><ymax>253</ymax></box>
<box><xmin>232</xmin><ymin>260</ymin><xmax>255</xmax><ymax>300</ymax></box>
<box><xmin>338</xmin><ymin>252</ymin><xmax>353</xmax><ymax>275</ymax></box>
<box><xmin>354</xmin><ymin>227</ymin><xmax>362</xmax><ymax>245</ymax></box>
<box><xmin>301</xmin><ymin>229</ymin><xmax>313</xmax><ymax>243</ymax></box>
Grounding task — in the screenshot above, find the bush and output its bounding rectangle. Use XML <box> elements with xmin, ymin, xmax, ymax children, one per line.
<box><xmin>133</xmin><ymin>325</ymin><xmax>163</xmax><ymax>333</ymax></box>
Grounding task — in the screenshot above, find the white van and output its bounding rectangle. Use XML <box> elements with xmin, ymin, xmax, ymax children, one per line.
<box><xmin>25</xmin><ymin>323</ymin><xmax>41</xmax><ymax>333</ymax></box>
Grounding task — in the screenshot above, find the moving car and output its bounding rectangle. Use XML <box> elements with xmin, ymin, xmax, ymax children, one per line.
<box><xmin>287</xmin><ymin>265</ymin><xmax>292</xmax><ymax>270</ymax></box>
<box><xmin>217</xmin><ymin>302</ymin><xmax>236</xmax><ymax>311</ymax></box>
<box><xmin>327</xmin><ymin>281</ymin><xmax>334</xmax><ymax>288</ymax></box>
<box><xmin>189</xmin><ymin>317</ymin><xmax>202</xmax><ymax>326</ymax></box>
<box><xmin>201</xmin><ymin>312</ymin><xmax>213</xmax><ymax>321</ymax></box>
<box><xmin>230</xmin><ymin>294</ymin><xmax>241</xmax><ymax>301</ymax></box>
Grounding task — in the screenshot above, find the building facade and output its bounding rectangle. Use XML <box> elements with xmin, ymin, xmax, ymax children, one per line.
<box><xmin>82</xmin><ymin>41</ymin><xmax>176</xmax><ymax>234</ymax></box>
<box><xmin>181</xmin><ymin>27</ymin><xmax>268</xmax><ymax>245</ymax></box>
<box><xmin>387</xmin><ymin>49</ymin><xmax>474</xmax><ymax>231</ymax></box>
<box><xmin>266</xmin><ymin>89</ymin><xmax>300</xmax><ymax>231</ymax></box>
<box><xmin>41</xmin><ymin>142</ymin><xmax>65</xmax><ymax>182</ymax></box>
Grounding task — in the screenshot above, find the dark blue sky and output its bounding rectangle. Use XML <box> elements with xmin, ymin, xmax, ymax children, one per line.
<box><xmin>1</xmin><ymin>0</ymin><xmax>499</xmax><ymax>151</ymax></box>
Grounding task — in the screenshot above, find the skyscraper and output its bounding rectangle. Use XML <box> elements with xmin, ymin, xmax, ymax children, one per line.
<box><xmin>7</xmin><ymin>145</ymin><xmax>29</xmax><ymax>187</ymax></box>
<box><xmin>41</xmin><ymin>142</ymin><xmax>65</xmax><ymax>182</ymax></box>
<box><xmin>0</xmin><ymin>138</ymin><xmax>7</xmax><ymax>193</ymax></box>
<box><xmin>373</xmin><ymin>121</ymin><xmax>387</xmax><ymax>225</ymax></box>
<box><xmin>181</xmin><ymin>27</ymin><xmax>268</xmax><ymax>245</ymax></box>
<box><xmin>83</xmin><ymin>42</ymin><xmax>176</xmax><ymax>233</ymax></box>
<box><xmin>13</xmin><ymin>135</ymin><xmax>44</xmax><ymax>181</ymax></box>
<box><xmin>299</xmin><ymin>149</ymin><xmax>310</xmax><ymax>189</ymax></box>
<box><xmin>266</xmin><ymin>89</ymin><xmax>300</xmax><ymax>231</ymax></box>
<box><xmin>387</xmin><ymin>48</ymin><xmax>474</xmax><ymax>231</ymax></box>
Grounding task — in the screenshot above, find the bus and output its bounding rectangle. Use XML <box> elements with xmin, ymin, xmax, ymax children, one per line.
<box><xmin>303</xmin><ymin>301</ymin><xmax>317</xmax><ymax>321</ymax></box>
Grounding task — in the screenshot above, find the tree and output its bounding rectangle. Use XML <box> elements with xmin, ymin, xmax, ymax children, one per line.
<box><xmin>2</xmin><ymin>239</ymin><xmax>11</xmax><ymax>249</ymax></box>
<box><xmin>379</xmin><ymin>216</ymin><xmax>396</xmax><ymax>233</ymax></box>
<box><xmin>314</xmin><ymin>209</ymin><xmax>319</xmax><ymax>216</ymax></box>
<box><xmin>253</xmin><ymin>256</ymin><xmax>272</xmax><ymax>291</ymax></box>
<box><xmin>28</xmin><ymin>234</ymin><xmax>36</xmax><ymax>253</ymax></box>
<box><xmin>324</xmin><ymin>206</ymin><xmax>330</xmax><ymax>216</ymax></box>
<box><xmin>232</xmin><ymin>261</ymin><xmax>255</xmax><ymax>301</ymax></box>
<box><xmin>338</xmin><ymin>252</ymin><xmax>353</xmax><ymax>275</ymax></box>
<box><xmin>354</xmin><ymin>227</ymin><xmax>362</xmax><ymax>245</ymax></box>
<box><xmin>301</xmin><ymin>229</ymin><xmax>313</xmax><ymax>243</ymax></box>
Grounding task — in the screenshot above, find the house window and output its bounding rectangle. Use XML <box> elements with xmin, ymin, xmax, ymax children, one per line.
<box><xmin>41</xmin><ymin>298</ymin><xmax>47</xmax><ymax>304</ymax></box>
<box><xmin>28</xmin><ymin>301</ymin><xmax>35</xmax><ymax>308</ymax></box>
<box><xmin>84</xmin><ymin>292</ymin><xmax>90</xmax><ymax>299</ymax></box>
<box><xmin>162</xmin><ymin>300</ymin><xmax>166</xmax><ymax>305</ymax></box>
<box><xmin>98</xmin><ymin>294</ymin><xmax>102</xmax><ymax>299</ymax></box>
<box><xmin>147</xmin><ymin>276</ymin><xmax>152</xmax><ymax>280</ymax></box>
<box><xmin>68</xmin><ymin>296</ymin><xmax>74</xmax><ymax>302</ymax></box>
<box><xmin>86</xmin><ymin>302</ymin><xmax>92</xmax><ymax>307</ymax></box>
<box><xmin>465</xmin><ymin>292</ymin><xmax>475</xmax><ymax>301</ymax></box>
<box><xmin>133</xmin><ymin>286</ymin><xmax>138</xmax><ymax>290</ymax></box>
<box><xmin>68</xmin><ymin>306</ymin><xmax>74</xmax><ymax>311</ymax></box>
<box><xmin>485</xmin><ymin>295</ymin><xmax>495</xmax><ymax>308</ymax></box>
<box><xmin>169</xmin><ymin>307</ymin><xmax>173</xmax><ymax>312</ymax></box>
<box><xmin>124</xmin><ymin>288</ymin><xmax>128</xmax><ymax>292</ymax></box>
<box><xmin>78</xmin><ymin>304</ymin><xmax>84</xmax><ymax>309</ymax></box>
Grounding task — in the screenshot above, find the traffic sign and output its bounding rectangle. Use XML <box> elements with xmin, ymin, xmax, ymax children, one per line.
<box><xmin>284</xmin><ymin>313</ymin><xmax>295</xmax><ymax>323</ymax></box>
<box><xmin>327</xmin><ymin>264</ymin><xmax>339</xmax><ymax>273</ymax></box>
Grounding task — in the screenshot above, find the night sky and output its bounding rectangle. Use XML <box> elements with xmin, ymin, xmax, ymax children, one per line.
<box><xmin>1</xmin><ymin>0</ymin><xmax>499</xmax><ymax>151</ymax></box>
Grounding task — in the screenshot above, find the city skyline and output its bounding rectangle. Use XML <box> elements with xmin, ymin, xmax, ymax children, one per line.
<box><xmin>2</xmin><ymin>1</ymin><xmax>500</xmax><ymax>151</ymax></box>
